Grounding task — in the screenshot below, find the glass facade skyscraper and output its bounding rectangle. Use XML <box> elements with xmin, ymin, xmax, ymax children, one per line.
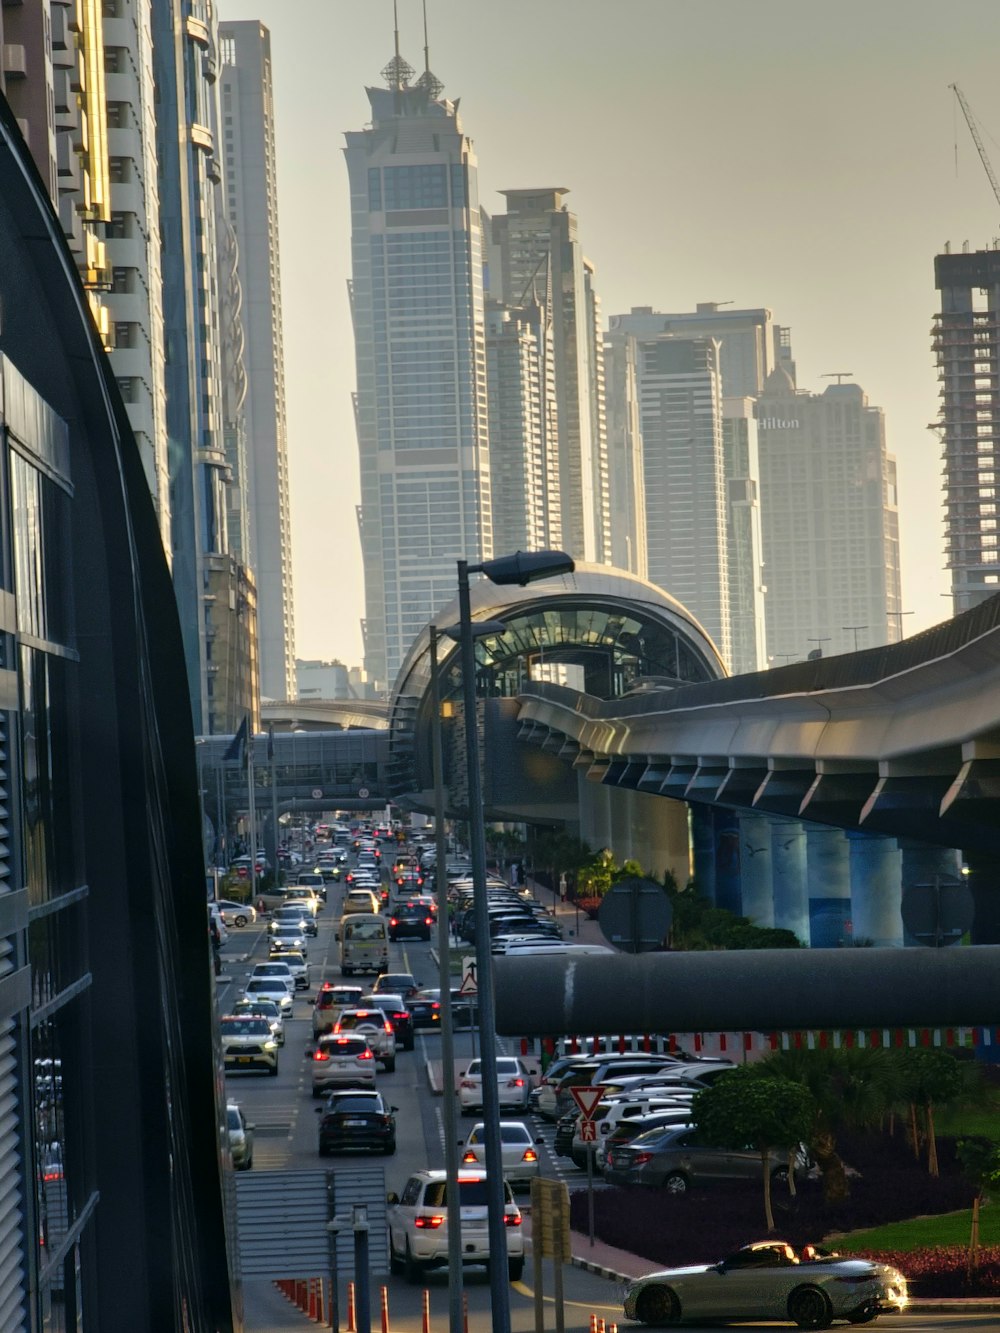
<box><xmin>345</xmin><ymin>65</ymin><xmax>492</xmax><ymax>692</ymax></box>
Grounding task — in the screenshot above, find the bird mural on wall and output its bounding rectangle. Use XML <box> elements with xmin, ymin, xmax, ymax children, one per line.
<box><xmin>744</xmin><ymin>843</ymin><xmax>767</xmax><ymax>857</ymax></box>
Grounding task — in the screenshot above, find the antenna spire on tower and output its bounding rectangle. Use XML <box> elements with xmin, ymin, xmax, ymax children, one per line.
<box><xmin>415</xmin><ymin>0</ymin><xmax>444</xmax><ymax>99</ymax></box>
<box><xmin>382</xmin><ymin>0</ymin><xmax>414</xmax><ymax>91</ymax></box>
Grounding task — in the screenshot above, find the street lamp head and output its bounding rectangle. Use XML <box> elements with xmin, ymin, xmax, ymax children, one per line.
<box><xmin>474</xmin><ymin>549</ymin><xmax>575</xmax><ymax>588</ymax></box>
<box><xmin>440</xmin><ymin>618</ymin><xmax>507</xmax><ymax>643</ymax></box>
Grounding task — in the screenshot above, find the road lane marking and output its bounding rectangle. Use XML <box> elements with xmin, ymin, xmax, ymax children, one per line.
<box><xmin>511</xmin><ymin>1282</ymin><xmax>619</xmax><ymax>1311</ymax></box>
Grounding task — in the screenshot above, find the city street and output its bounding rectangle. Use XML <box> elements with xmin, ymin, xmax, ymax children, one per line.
<box><xmin>217</xmin><ymin>864</ymin><xmax>993</xmax><ymax>1333</ymax></box>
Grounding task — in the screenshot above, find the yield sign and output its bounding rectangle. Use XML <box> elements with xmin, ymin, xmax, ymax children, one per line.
<box><xmin>459</xmin><ymin>957</ymin><xmax>478</xmax><ymax>995</ymax></box>
<box><xmin>569</xmin><ymin>1086</ymin><xmax>603</xmax><ymax>1121</ymax></box>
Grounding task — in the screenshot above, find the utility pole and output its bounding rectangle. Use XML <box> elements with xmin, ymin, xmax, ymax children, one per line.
<box><xmin>887</xmin><ymin>610</ymin><xmax>914</xmax><ymax>641</ymax></box>
<box><xmin>842</xmin><ymin>624</ymin><xmax>868</xmax><ymax>652</ymax></box>
<box><xmin>807</xmin><ymin>637</ymin><xmax>832</xmax><ymax>659</ymax></box>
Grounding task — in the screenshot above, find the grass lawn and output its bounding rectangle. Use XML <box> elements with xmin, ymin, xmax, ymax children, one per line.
<box><xmin>833</xmin><ymin>1203</ymin><xmax>1000</xmax><ymax>1253</ymax></box>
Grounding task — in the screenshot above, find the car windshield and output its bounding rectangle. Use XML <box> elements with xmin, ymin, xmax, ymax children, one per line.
<box><xmin>246</xmin><ymin>981</ymin><xmax>284</xmax><ymax>995</ymax></box>
<box><xmin>221</xmin><ymin>1019</ymin><xmax>271</xmax><ymax>1036</ymax></box>
<box><xmin>326</xmin><ymin>1095</ymin><xmax>381</xmax><ymax>1113</ymax></box>
<box><xmin>468</xmin><ymin>1125</ymin><xmax>529</xmax><ymax>1145</ymax></box>
<box><xmin>321</xmin><ymin>1038</ymin><xmax>367</xmax><ymax>1055</ymax></box>
<box><xmin>227</xmin><ymin>1107</ymin><xmax>243</xmax><ymax>1131</ymax></box>
<box><xmin>339</xmin><ymin>1011</ymin><xmax>384</xmax><ymax>1028</ymax></box>
<box><xmin>346</xmin><ymin>921</ymin><xmax>383</xmax><ymax>940</ymax></box>
<box><xmin>422</xmin><ymin>1179</ymin><xmax>513</xmax><ymax>1208</ymax></box>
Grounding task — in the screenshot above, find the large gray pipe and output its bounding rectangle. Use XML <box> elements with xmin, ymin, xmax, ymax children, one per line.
<box><xmin>494</xmin><ymin>947</ymin><xmax>1000</xmax><ymax>1035</ymax></box>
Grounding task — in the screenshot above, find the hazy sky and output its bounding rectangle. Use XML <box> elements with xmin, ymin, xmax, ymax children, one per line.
<box><xmin>219</xmin><ymin>0</ymin><xmax>1000</xmax><ymax>670</ymax></box>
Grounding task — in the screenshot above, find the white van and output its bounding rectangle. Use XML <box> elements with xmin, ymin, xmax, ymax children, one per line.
<box><xmin>338</xmin><ymin>912</ymin><xmax>389</xmax><ymax>977</ymax></box>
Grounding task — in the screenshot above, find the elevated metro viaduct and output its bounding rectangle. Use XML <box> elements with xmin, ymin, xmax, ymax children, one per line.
<box><xmin>204</xmin><ymin>566</ymin><xmax>1000</xmax><ymax>952</ymax></box>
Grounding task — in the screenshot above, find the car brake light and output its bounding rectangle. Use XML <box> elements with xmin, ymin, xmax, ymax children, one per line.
<box><xmin>414</xmin><ymin>1214</ymin><xmax>446</xmax><ymax>1229</ymax></box>
<box><xmin>460</xmin><ymin>1080</ymin><xmax>476</xmax><ymax>1089</ymax></box>
<box><xmin>313</xmin><ymin>1050</ymin><xmax>329</xmax><ymax>1062</ymax></box>
<box><xmin>508</xmin><ymin>1078</ymin><xmax>524</xmax><ymax>1088</ymax></box>
<box><xmin>358</xmin><ymin>1049</ymin><xmax>374</xmax><ymax>1061</ymax></box>
<box><xmin>431</xmin><ymin>1002</ymin><xmax>440</xmax><ymax>1011</ymax></box>
<box><xmin>632</xmin><ymin>1152</ymin><xmax>653</xmax><ymax>1166</ymax></box>
<box><xmin>384</xmin><ymin>1022</ymin><xmax>393</xmax><ymax>1034</ymax></box>
<box><xmin>393</xmin><ymin>1011</ymin><xmax>408</xmax><ymax>1021</ymax></box>
<box><xmin>522</xmin><ymin>1149</ymin><xmax>538</xmax><ymax>1162</ymax></box>
<box><xmin>503</xmin><ymin>1213</ymin><xmax>522</xmax><ymax>1227</ymax></box>
<box><xmin>462</xmin><ymin>1150</ymin><xmax>477</xmax><ymax>1163</ymax></box>
<box><xmin>424</xmin><ymin>917</ymin><xmax>433</xmax><ymax>926</ymax></box>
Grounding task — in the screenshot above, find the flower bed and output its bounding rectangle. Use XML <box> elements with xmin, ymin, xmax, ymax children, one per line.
<box><xmin>853</xmin><ymin>1246</ymin><xmax>1000</xmax><ymax>1296</ymax></box>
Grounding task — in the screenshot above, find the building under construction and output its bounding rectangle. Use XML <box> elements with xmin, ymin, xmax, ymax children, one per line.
<box><xmin>932</xmin><ymin>246</ymin><xmax>1000</xmax><ymax>613</ymax></box>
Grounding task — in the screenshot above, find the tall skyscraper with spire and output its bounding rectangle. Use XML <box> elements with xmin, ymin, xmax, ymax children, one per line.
<box><xmin>344</xmin><ymin>19</ymin><xmax>491</xmax><ymax>691</ymax></box>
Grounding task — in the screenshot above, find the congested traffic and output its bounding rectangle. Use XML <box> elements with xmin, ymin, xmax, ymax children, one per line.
<box><xmin>210</xmin><ymin>818</ymin><xmax>908</xmax><ymax>1328</ymax></box>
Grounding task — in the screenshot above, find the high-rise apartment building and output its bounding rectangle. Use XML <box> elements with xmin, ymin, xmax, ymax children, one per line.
<box><xmin>485</xmin><ymin>303</ymin><xmax>550</xmax><ymax>552</ymax></box>
<box><xmin>345</xmin><ymin>55</ymin><xmax>492</xmax><ymax>692</ymax></box>
<box><xmin>610</xmin><ymin>302</ymin><xmax>775</xmax><ymax>399</ymax></box>
<box><xmin>756</xmin><ymin>370</ymin><xmax>902</xmax><ymax>660</ymax></box>
<box><xmin>487</xmin><ymin>188</ymin><xmax>611</xmax><ymax>564</ymax></box>
<box><xmin>151</xmin><ymin>0</ymin><xmax>258</xmax><ymax>734</ymax></box>
<box><xmin>102</xmin><ymin>0</ymin><xmax>171</xmax><ymax>549</ymax></box>
<box><xmin>605</xmin><ymin>322</ymin><xmax>732</xmax><ymax>665</ymax></box>
<box><xmin>932</xmin><ymin>247</ymin><xmax>1000</xmax><ymax>612</ymax></box>
<box><xmin>220</xmin><ymin>21</ymin><xmax>296</xmax><ymax>702</ymax></box>
<box><xmin>722</xmin><ymin>398</ymin><xmax>767</xmax><ymax>673</ymax></box>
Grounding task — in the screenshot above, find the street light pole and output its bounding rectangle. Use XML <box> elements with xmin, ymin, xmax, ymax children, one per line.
<box><xmin>429</xmin><ymin>625</ymin><xmax>464</xmax><ymax>1333</ymax></box>
<box><xmin>456</xmin><ymin>558</ymin><xmax>510</xmax><ymax>1333</ymax></box>
<box><xmin>455</xmin><ymin>548</ymin><xmax>574</xmax><ymax>1333</ymax></box>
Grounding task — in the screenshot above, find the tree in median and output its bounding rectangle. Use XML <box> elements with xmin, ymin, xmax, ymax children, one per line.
<box><xmin>692</xmin><ymin>1066</ymin><xmax>816</xmax><ymax>1233</ymax></box>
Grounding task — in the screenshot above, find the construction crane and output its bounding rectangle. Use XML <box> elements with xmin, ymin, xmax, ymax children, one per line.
<box><xmin>821</xmin><ymin>372</ymin><xmax>854</xmax><ymax>385</ymax></box>
<box><xmin>950</xmin><ymin>83</ymin><xmax>1000</xmax><ymax>214</ymax></box>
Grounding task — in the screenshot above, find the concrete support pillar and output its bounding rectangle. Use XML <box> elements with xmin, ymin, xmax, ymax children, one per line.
<box><xmin>966</xmin><ymin>851</ymin><xmax>1000</xmax><ymax>944</ymax></box>
<box><xmin>577</xmin><ymin>773</ymin><xmax>612</xmax><ymax>852</ymax></box>
<box><xmin>609</xmin><ymin>786</ymin><xmax>632</xmax><ymax>861</ymax></box>
<box><xmin>624</xmin><ymin>791</ymin><xmax>690</xmax><ymax>885</ymax></box>
<box><xmin>805</xmin><ymin>825</ymin><xmax>852</xmax><ymax>947</ymax></box>
<box><xmin>738</xmin><ymin>813</ymin><xmax>774</xmax><ymax>927</ymax></box>
<box><xmin>690</xmin><ymin>804</ymin><xmax>716</xmax><ymax>905</ymax></box>
<box><xmin>713</xmin><ymin>808</ymin><xmax>742</xmax><ymax>916</ymax></box>
<box><xmin>898</xmin><ymin>840</ymin><xmax>963</xmax><ymax>946</ymax></box>
<box><xmin>848</xmin><ymin>832</ymin><xmax>903</xmax><ymax>947</ymax></box>
<box><xmin>770</xmin><ymin>819</ymin><xmax>808</xmax><ymax>942</ymax></box>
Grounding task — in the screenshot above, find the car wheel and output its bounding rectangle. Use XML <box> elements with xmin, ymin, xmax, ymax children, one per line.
<box><xmin>662</xmin><ymin>1172</ymin><xmax>689</xmax><ymax>1195</ymax></box>
<box><xmin>389</xmin><ymin>1241</ymin><xmax>403</xmax><ymax>1276</ymax></box>
<box><xmin>383</xmin><ymin>1058</ymin><xmax>396</xmax><ymax>1073</ymax></box>
<box><xmin>404</xmin><ymin>1038</ymin><xmax>415</xmax><ymax>1052</ymax></box>
<box><xmin>788</xmin><ymin>1286</ymin><xmax>833</xmax><ymax>1330</ymax></box>
<box><xmin>403</xmin><ymin>1240</ymin><xmax>422</xmax><ymax>1284</ymax></box>
<box><xmin>635</xmin><ymin>1283</ymin><xmax>680</xmax><ymax>1326</ymax></box>
<box><xmin>383</xmin><ymin>1141</ymin><xmax>396</xmax><ymax>1156</ymax></box>
<box><xmin>268</xmin><ymin>1063</ymin><xmax>278</xmax><ymax>1077</ymax></box>
<box><xmin>508</xmin><ymin>1258</ymin><xmax>524</xmax><ymax>1282</ymax></box>
<box><xmin>342</xmin><ymin>966</ymin><xmax>353</xmax><ymax>976</ymax></box>
<box><xmin>233</xmin><ymin>913</ymin><xmax>248</xmax><ymax>928</ymax></box>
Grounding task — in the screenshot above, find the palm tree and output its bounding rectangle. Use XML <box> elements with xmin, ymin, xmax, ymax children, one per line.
<box><xmin>763</xmin><ymin>1046</ymin><xmax>900</xmax><ymax>1202</ymax></box>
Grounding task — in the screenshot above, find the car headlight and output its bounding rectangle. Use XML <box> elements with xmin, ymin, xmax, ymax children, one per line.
<box><xmin>264</xmin><ymin>1040</ymin><xmax>277</xmax><ymax>1051</ymax></box>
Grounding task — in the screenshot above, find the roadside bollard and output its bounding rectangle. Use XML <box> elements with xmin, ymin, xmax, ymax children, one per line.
<box><xmin>380</xmin><ymin>1285</ymin><xmax>389</xmax><ymax>1333</ymax></box>
<box><xmin>598</xmin><ymin>1320</ymin><xmax>606</xmax><ymax>1333</ymax></box>
<box><xmin>422</xmin><ymin>1288</ymin><xmax>431</xmax><ymax>1333</ymax></box>
<box><xmin>589</xmin><ymin>1315</ymin><xmax>598</xmax><ymax>1333</ymax></box>
<box><xmin>463</xmin><ymin>1291</ymin><xmax>469</xmax><ymax>1333</ymax></box>
<box><xmin>346</xmin><ymin>1281</ymin><xmax>356</xmax><ymax>1332</ymax></box>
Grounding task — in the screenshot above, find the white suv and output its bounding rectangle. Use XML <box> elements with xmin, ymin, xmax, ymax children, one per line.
<box><xmin>333</xmin><ymin>1008</ymin><xmax>396</xmax><ymax>1072</ymax></box>
<box><xmin>387</xmin><ymin>1168</ymin><xmax>524</xmax><ymax>1282</ymax></box>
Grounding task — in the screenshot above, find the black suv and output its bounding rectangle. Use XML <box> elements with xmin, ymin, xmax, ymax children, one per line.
<box><xmin>317</xmin><ymin>1090</ymin><xmax>397</xmax><ymax>1155</ymax></box>
<box><xmin>387</xmin><ymin>901</ymin><xmax>433</xmax><ymax>942</ymax></box>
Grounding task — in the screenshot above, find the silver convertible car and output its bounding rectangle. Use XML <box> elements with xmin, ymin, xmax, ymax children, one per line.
<box><xmin>623</xmin><ymin>1241</ymin><xmax>907</xmax><ymax>1328</ymax></box>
